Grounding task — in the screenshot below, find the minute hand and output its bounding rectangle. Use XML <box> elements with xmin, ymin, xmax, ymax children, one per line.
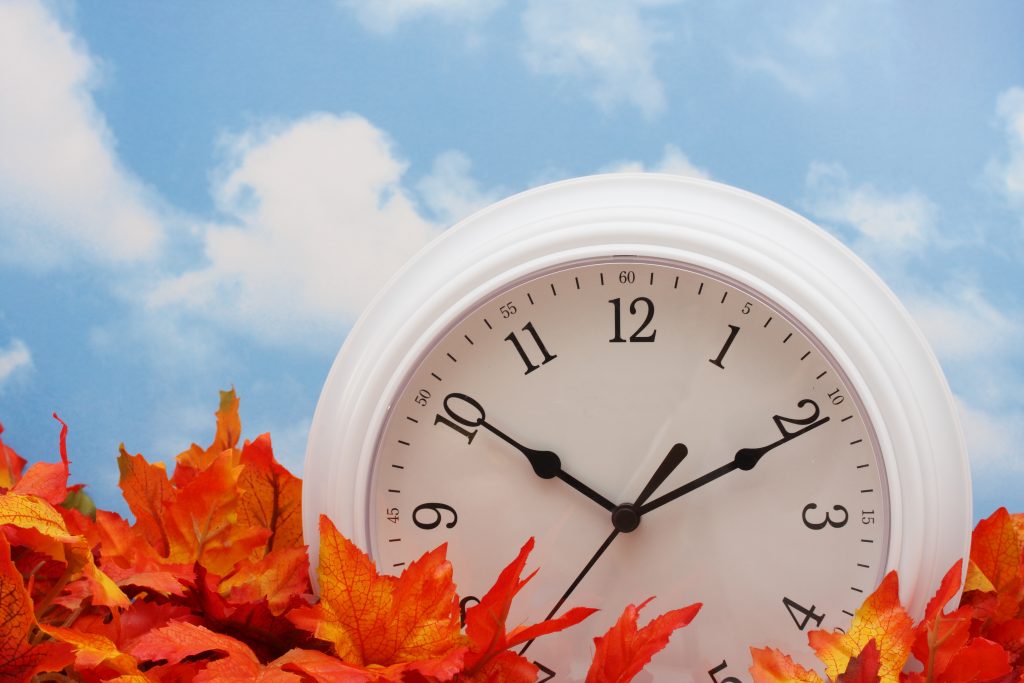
<box><xmin>638</xmin><ymin>399</ymin><xmax>830</xmax><ymax>516</ymax></box>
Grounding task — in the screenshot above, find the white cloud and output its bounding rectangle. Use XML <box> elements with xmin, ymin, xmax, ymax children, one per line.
<box><xmin>0</xmin><ymin>339</ymin><xmax>32</xmax><ymax>390</ymax></box>
<box><xmin>416</xmin><ymin>150</ymin><xmax>500</xmax><ymax>226</ymax></box>
<box><xmin>521</xmin><ymin>0</ymin><xmax>675</xmax><ymax>118</ymax></box>
<box><xmin>908</xmin><ymin>285</ymin><xmax>1022</xmax><ymax>366</ymax></box>
<box><xmin>602</xmin><ymin>144</ymin><xmax>710</xmax><ymax>179</ymax></box>
<box><xmin>805</xmin><ymin>162</ymin><xmax>937</xmax><ymax>256</ymax></box>
<box><xmin>0</xmin><ymin>0</ymin><xmax>164</xmax><ymax>269</ymax></box>
<box><xmin>956</xmin><ymin>396</ymin><xmax>1024</xmax><ymax>473</ymax></box>
<box><xmin>339</xmin><ymin>0</ymin><xmax>503</xmax><ymax>33</ymax></box>
<box><xmin>147</xmin><ymin>113</ymin><xmax>442</xmax><ymax>347</ymax></box>
<box><xmin>990</xmin><ymin>86</ymin><xmax>1024</xmax><ymax>207</ymax></box>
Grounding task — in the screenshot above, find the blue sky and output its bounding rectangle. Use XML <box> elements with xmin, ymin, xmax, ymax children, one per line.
<box><xmin>0</xmin><ymin>0</ymin><xmax>1021</xmax><ymax>521</ymax></box>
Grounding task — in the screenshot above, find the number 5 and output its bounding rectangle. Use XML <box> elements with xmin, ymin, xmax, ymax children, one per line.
<box><xmin>709</xmin><ymin>660</ymin><xmax>742</xmax><ymax>683</ymax></box>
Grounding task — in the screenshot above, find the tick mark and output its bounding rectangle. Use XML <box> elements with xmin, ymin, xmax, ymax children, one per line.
<box><xmin>861</xmin><ymin>538</ymin><xmax>874</xmax><ymax>544</ymax></box>
<box><xmin>841</xmin><ymin>415</ymin><xmax>853</xmax><ymax>422</ymax></box>
<box><xmin>398</xmin><ymin>440</ymin><xmax>410</xmax><ymax>446</ymax></box>
<box><xmin>389</xmin><ymin>538</ymin><xmax>401</xmax><ymax>543</ymax></box>
<box><xmin>600</xmin><ymin>273</ymin><xmax>605</xmax><ymax>286</ymax></box>
<box><xmin>550</xmin><ymin>283</ymin><xmax>557</xmax><ymax>296</ymax></box>
<box><xmin>575</xmin><ymin>276</ymin><xmax>580</xmax><ymax>289</ymax></box>
<box><xmin>861</xmin><ymin>489</ymin><xmax>873</xmax><ymax>493</ymax></box>
<box><xmin>673</xmin><ymin>275</ymin><xmax>679</xmax><ymax>289</ymax></box>
<box><xmin>446</xmin><ymin>353</ymin><xmax>457</xmax><ymax>363</ymax></box>
<box><xmin>484</xmin><ymin>318</ymin><xmax>493</xmax><ymax>330</ymax></box>
<box><xmin>843</xmin><ymin>609</ymin><xmax>855</xmax><ymax>617</ymax></box>
<box><xmin>391</xmin><ymin>464</ymin><xmax>404</xmax><ymax>469</ymax></box>
<box><xmin>800</xmin><ymin>351</ymin><xmax>811</xmax><ymax>361</ymax></box>
<box><xmin>720</xmin><ymin>291</ymin><xmax>728</xmax><ymax>304</ymax></box>
<box><xmin>857</xmin><ymin>463</ymin><xmax>870</xmax><ymax>469</ymax></box>
<box><xmin>388</xmin><ymin>488</ymin><xmax>400</xmax><ymax>493</ymax></box>
<box><xmin>850</xmin><ymin>439</ymin><xmax>863</xmax><ymax>445</ymax></box>
<box><xmin>857</xmin><ymin>563</ymin><xmax>870</xmax><ymax>568</ymax></box>
<box><xmin>431</xmin><ymin>372</ymin><xmax>442</xmax><ymax>382</ymax></box>
<box><xmin>783</xmin><ymin>333</ymin><xmax>792</xmax><ymax>343</ymax></box>
<box><xmin>851</xmin><ymin>587</ymin><xmax>864</xmax><ymax>593</ymax></box>
<box><xmin>764</xmin><ymin>316</ymin><xmax>773</xmax><ymax>328</ymax></box>
<box><xmin>698</xmin><ymin>282</ymin><xmax>704</xmax><ymax>295</ymax></box>
<box><xmin>393</xmin><ymin>562</ymin><xmax>406</xmax><ymax>568</ymax></box>
<box><xmin>464</xmin><ymin>334</ymin><xmax>474</xmax><ymax>345</ymax></box>
<box><xmin>649</xmin><ymin>272</ymin><xmax>654</xmax><ymax>285</ymax></box>
<box><xmin>406</xmin><ymin>416</ymin><xmax>419</xmax><ymax>424</ymax></box>
<box><xmin>527</xmin><ymin>293</ymin><xmax>534</xmax><ymax>305</ymax></box>
<box><xmin>816</xmin><ymin>371</ymin><xmax>827</xmax><ymax>380</ymax></box>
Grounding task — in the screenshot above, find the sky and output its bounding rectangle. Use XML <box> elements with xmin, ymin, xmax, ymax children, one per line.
<box><xmin>0</xmin><ymin>0</ymin><xmax>1022</xmax><ymax>522</ymax></box>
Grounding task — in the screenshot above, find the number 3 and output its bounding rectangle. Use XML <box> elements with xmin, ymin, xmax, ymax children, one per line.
<box><xmin>802</xmin><ymin>503</ymin><xmax>849</xmax><ymax>530</ymax></box>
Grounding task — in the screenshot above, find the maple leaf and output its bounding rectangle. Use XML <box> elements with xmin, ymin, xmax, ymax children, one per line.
<box><xmin>290</xmin><ymin>514</ymin><xmax>466</xmax><ymax>681</ymax></box>
<box><xmin>117</xmin><ymin>446</ymin><xmax>174</xmax><ymax>557</ymax></box>
<box><xmin>39</xmin><ymin>623</ymin><xmax>147</xmax><ymax>678</ymax></box>
<box><xmin>749</xmin><ymin>647</ymin><xmax>825</xmax><ymax>683</ymax></box>
<box><xmin>460</xmin><ymin>538</ymin><xmax>597</xmax><ymax>679</ymax></box>
<box><xmin>172</xmin><ymin>388</ymin><xmax>243</xmax><ymax>487</ymax></box>
<box><xmin>908</xmin><ymin>560</ymin><xmax>974</xmax><ymax>682</ymax></box>
<box><xmin>584</xmin><ymin>597</ymin><xmax>701</xmax><ymax>683</ymax></box>
<box><xmin>0</xmin><ymin>422</ymin><xmax>28</xmax><ymax>489</ymax></box>
<box><xmin>0</xmin><ymin>534</ymin><xmax>74</xmax><ymax>680</ymax></box>
<box><xmin>10</xmin><ymin>415</ymin><xmax>69</xmax><ymax>506</ymax></box>
<box><xmin>807</xmin><ymin>571</ymin><xmax>913</xmax><ymax>683</ymax></box>
<box><xmin>219</xmin><ymin>545</ymin><xmax>311</xmax><ymax>616</ymax></box>
<box><xmin>236</xmin><ymin>433</ymin><xmax>304</xmax><ymax>556</ymax></box>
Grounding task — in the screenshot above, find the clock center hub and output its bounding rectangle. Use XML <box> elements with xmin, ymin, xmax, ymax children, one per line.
<box><xmin>611</xmin><ymin>504</ymin><xmax>641</xmax><ymax>533</ymax></box>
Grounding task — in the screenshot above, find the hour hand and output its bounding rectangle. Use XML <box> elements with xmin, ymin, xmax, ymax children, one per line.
<box><xmin>439</xmin><ymin>392</ymin><xmax>616</xmax><ymax>512</ymax></box>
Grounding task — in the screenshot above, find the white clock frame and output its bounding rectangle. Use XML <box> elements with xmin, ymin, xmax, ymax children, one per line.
<box><xmin>303</xmin><ymin>173</ymin><xmax>971</xmax><ymax>619</ymax></box>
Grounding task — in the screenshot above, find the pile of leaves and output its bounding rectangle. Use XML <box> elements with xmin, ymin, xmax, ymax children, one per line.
<box><xmin>1</xmin><ymin>391</ymin><xmax>1023</xmax><ymax>682</ymax></box>
<box><xmin>0</xmin><ymin>392</ymin><xmax>699</xmax><ymax>682</ymax></box>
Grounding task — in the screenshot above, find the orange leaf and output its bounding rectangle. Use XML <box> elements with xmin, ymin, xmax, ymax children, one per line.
<box><xmin>117</xmin><ymin>446</ymin><xmax>173</xmax><ymax>556</ymax></box>
<box><xmin>130</xmin><ymin>621</ymin><xmax>260</xmax><ymax>673</ymax></box>
<box><xmin>911</xmin><ymin>561</ymin><xmax>973</xmax><ymax>680</ymax></box>
<box><xmin>584</xmin><ymin>597</ymin><xmax>701</xmax><ymax>683</ymax></box>
<box><xmin>219</xmin><ymin>546</ymin><xmax>311</xmax><ymax>616</ymax></box>
<box><xmin>0</xmin><ymin>422</ymin><xmax>28</xmax><ymax>489</ymax></box>
<box><xmin>272</xmin><ymin>648</ymin><xmax>376</xmax><ymax>682</ymax></box>
<box><xmin>39</xmin><ymin>624</ymin><xmax>144</xmax><ymax>676</ymax></box>
<box><xmin>0</xmin><ymin>534</ymin><xmax>74</xmax><ymax>680</ymax></box>
<box><xmin>172</xmin><ymin>388</ymin><xmax>243</xmax><ymax>487</ymax></box>
<box><xmin>939</xmin><ymin>637</ymin><xmax>1012</xmax><ymax>682</ymax></box>
<box><xmin>237</xmin><ymin>433</ymin><xmax>304</xmax><ymax>555</ymax></box>
<box><xmin>9</xmin><ymin>415</ymin><xmax>71</xmax><ymax>505</ymax></box>
<box><xmin>0</xmin><ymin>492</ymin><xmax>78</xmax><ymax>544</ymax></box>
<box><xmin>749</xmin><ymin>647</ymin><xmax>825</xmax><ymax>683</ymax></box>
<box><xmin>456</xmin><ymin>650</ymin><xmax>539</xmax><ymax>683</ymax></box>
<box><xmin>807</xmin><ymin>571</ymin><xmax>913</xmax><ymax>683</ymax></box>
<box><xmin>293</xmin><ymin>514</ymin><xmax>465</xmax><ymax>681</ymax></box>
<box><xmin>966</xmin><ymin>508</ymin><xmax>1022</xmax><ymax>595</ymax></box>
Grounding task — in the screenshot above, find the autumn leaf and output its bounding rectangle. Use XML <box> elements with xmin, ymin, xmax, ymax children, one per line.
<box><xmin>908</xmin><ymin>560</ymin><xmax>973</xmax><ymax>682</ymax></box>
<box><xmin>584</xmin><ymin>597</ymin><xmax>701</xmax><ymax>683</ymax></box>
<box><xmin>460</xmin><ymin>538</ymin><xmax>597</xmax><ymax>679</ymax></box>
<box><xmin>236</xmin><ymin>432</ymin><xmax>304</xmax><ymax>555</ymax></box>
<box><xmin>172</xmin><ymin>388</ymin><xmax>243</xmax><ymax>487</ymax></box>
<box><xmin>39</xmin><ymin>623</ymin><xmax>146</xmax><ymax>678</ymax></box>
<box><xmin>0</xmin><ymin>534</ymin><xmax>74</xmax><ymax>680</ymax></box>
<box><xmin>0</xmin><ymin>422</ymin><xmax>28</xmax><ymax>489</ymax></box>
<box><xmin>832</xmin><ymin>639</ymin><xmax>880</xmax><ymax>683</ymax></box>
<box><xmin>749</xmin><ymin>647</ymin><xmax>825</xmax><ymax>683</ymax></box>
<box><xmin>117</xmin><ymin>446</ymin><xmax>174</xmax><ymax>557</ymax></box>
<box><xmin>219</xmin><ymin>546</ymin><xmax>311</xmax><ymax>616</ymax></box>
<box><xmin>10</xmin><ymin>415</ymin><xmax>69</xmax><ymax>505</ymax></box>
<box><xmin>965</xmin><ymin>508</ymin><xmax>1022</xmax><ymax>595</ymax></box>
<box><xmin>290</xmin><ymin>514</ymin><xmax>466</xmax><ymax>681</ymax></box>
<box><xmin>807</xmin><ymin>571</ymin><xmax>913</xmax><ymax>683</ymax></box>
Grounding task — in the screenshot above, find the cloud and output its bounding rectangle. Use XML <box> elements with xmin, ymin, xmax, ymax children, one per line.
<box><xmin>602</xmin><ymin>144</ymin><xmax>710</xmax><ymax>179</ymax></box>
<box><xmin>416</xmin><ymin>150</ymin><xmax>500</xmax><ymax>226</ymax></box>
<box><xmin>338</xmin><ymin>0</ymin><xmax>503</xmax><ymax>33</ymax></box>
<box><xmin>147</xmin><ymin>113</ymin><xmax>442</xmax><ymax>348</ymax></box>
<box><xmin>0</xmin><ymin>0</ymin><xmax>164</xmax><ymax>269</ymax></box>
<box><xmin>804</xmin><ymin>162</ymin><xmax>937</xmax><ymax>256</ymax></box>
<box><xmin>521</xmin><ymin>0</ymin><xmax>675</xmax><ymax>118</ymax></box>
<box><xmin>0</xmin><ymin>339</ymin><xmax>32</xmax><ymax>390</ymax></box>
<box><xmin>990</xmin><ymin>86</ymin><xmax>1024</xmax><ymax>207</ymax></box>
<box><xmin>956</xmin><ymin>396</ymin><xmax>1024</xmax><ymax>473</ymax></box>
<box><xmin>908</xmin><ymin>285</ymin><xmax>1022</xmax><ymax>366</ymax></box>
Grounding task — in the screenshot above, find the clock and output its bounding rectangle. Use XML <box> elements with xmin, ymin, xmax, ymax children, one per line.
<box><xmin>303</xmin><ymin>174</ymin><xmax>971</xmax><ymax>681</ymax></box>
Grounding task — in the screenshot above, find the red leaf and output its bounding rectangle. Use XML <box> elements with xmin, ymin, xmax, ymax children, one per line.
<box><xmin>0</xmin><ymin>422</ymin><xmax>28</xmax><ymax>489</ymax></box>
<box><xmin>834</xmin><ymin>639</ymin><xmax>881</xmax><ymax>683</ymax></box>
<box><xmin>585</xmin><ymin>597</ymin><xmax>702</xmax><ymax>683</ymax></box>
<box><xmin>939</xmin><ymin>637</ymin><xmax>1012</xmax><ymax>682</ymax></box>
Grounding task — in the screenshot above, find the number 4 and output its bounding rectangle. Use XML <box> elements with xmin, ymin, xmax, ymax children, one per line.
<box><xmin>783</xmin><ymin>596</ymin><xmax>826</xmax><ymax>630</ymax></box>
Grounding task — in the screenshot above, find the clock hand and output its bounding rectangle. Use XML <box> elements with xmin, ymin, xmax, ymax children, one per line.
<box><xmin>638</xmin><ymin>398</ymin><xmax>830</xmax><ymax>516</ymax></box>
<box><xmin>519</xmin><ymin>443</ymin><xmax>688</xmax><ymax>655</ymax></box>
<box><xmin>440</xmin><ymin>392</ymin><xmax>616</xmax><ymax>512</ymax></box>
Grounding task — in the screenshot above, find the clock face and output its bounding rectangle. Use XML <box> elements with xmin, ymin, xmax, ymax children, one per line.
<box><xmin>369</xmin><ymin>257</ymin><xmax>889</xmax><ymax>681</ymax></box>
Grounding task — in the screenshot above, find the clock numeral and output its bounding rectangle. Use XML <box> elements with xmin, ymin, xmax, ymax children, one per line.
<box><xmin>385</xmin><ymin>507</ymin><xmax>399</xmax><ymax>524</ymax></box>
<box><xmin>802</xmin><ymin>503</ymin><xmax>849</xmax><ymax>530</ymax></box>
<box><xmin>459</xmin><ymin>595</ymin><xmax>480</xmax><ymax>627</ymax></box>
<box><xmin>783</xmin><ymin>596</ymin><xmax>826</xmax><ymax>631</ymax></box>
<box><xmin>827</xmin><ymin>388</ymin><xmax>845</xmax><ymax>405</ymax></box>
<box><xmin>499</xmin><ymin>301</ymin><xmax>518</xmax><ymax>318</ymax></box>
<box><xmin>772</xmin><ymin>398</ymin><xmax>828</xmax><ymax>440</ymax></box>
<box><xmin>618</xmin><ymin>270</ymin><xmax>636</xmax><ymax>284</ymax></box>
<box><xmin>412</xmin><ymin>502</ymin><xmax>458</xmax><ymax>530</ymax></box>
<box><xmin>862</xmin><ymin>509</ymin><xmax>876</xmax><ymax>525</ymax></box>
<box><xmin>609</xmin><ymin>297</ymin><xmax>657</xmax><ymax>343</ymax></box>
<box><xmin>708</xmin><ymin>660</ymin><xmax>743</xmax><ymax>683</ymax></box>
<box><xmin>535</xmin><ymin>661</ymin><xmax>556</xmax><ymax>682</ymax></box>
<box><xmin>709</xmin><ymin>324</ymin><xmax>740</xmax><ymax>368</ymax></box>
<box><xmin>505</xmin><ymin>322</ymin><xmax>557</xmax><ymax>374</ymax></box>
<box><xmin>435</xmin><ymin>393</ymin><xmax>484</xmax><ymax>444</ymax></box>
<box><xmin>414</xmin><ymin>388</ymin><xmax>431</xmax><ymax>407</ymax></box>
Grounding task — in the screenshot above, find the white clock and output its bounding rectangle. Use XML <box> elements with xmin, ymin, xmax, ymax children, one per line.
<box><xmin>303</xmin><ymin>174</ymin><xmax>971</xmax><ymax>681</ymax></box>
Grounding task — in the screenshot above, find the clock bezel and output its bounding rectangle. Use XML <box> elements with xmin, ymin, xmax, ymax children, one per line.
<box><xmin>303</xmin><ymin>173</ymin><xmax>971</xmax><ymax>620</ymax></box>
